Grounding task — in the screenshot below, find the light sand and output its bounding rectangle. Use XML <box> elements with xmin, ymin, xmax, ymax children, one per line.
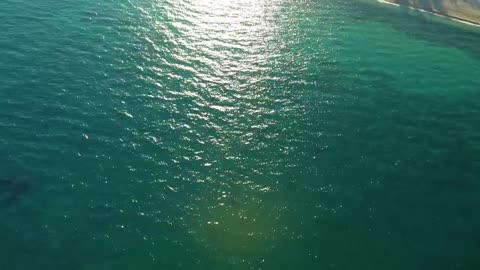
<box><xmin>380</xmin><ymin>0</ymin><xmax>480</xmax><ymax>25</ymax></box>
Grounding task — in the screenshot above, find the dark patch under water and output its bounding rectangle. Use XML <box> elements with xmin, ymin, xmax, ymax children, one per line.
<box><xmin>0</xmin><ymin>178</ymin><xmax>30</xmax><ymax>205</ymax></box>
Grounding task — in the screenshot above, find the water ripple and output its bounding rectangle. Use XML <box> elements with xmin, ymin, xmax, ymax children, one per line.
<box><xmin>2</xmin><ymin>0</ymin><xmax>480</xmax><ymax>269</ymax></box>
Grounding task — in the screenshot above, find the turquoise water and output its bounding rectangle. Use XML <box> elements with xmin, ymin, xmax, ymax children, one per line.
<box><xmin>1</xmin><ymin>0</ymin><xmax>480</xmax><ymax>269</ymax></box>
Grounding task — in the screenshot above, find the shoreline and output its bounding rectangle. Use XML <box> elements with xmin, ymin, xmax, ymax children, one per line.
<box><xmin>377</xmin><ymin>0</ymin><xmax>480</xmax><ymax>27</ymax></box>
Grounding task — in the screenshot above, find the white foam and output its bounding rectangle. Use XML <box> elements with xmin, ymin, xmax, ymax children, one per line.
<box><xmin>376</xmin><ymin>0</ymin><xmax>480</xmax><ymax>27</ymax></box>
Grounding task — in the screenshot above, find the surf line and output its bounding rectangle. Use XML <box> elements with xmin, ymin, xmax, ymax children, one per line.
<box><xmin>376</xmin><ymin>0</ymin><xmax>480</xmax><ymax>27</ymax></box>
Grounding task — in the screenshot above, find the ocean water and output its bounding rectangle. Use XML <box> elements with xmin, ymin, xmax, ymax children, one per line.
<box><xmin>1</xmin><ymin>0</ymin><xmax>480</xmax><ymax>269</ymax></box>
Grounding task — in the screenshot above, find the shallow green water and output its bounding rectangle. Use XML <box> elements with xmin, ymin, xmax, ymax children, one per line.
<box><xmin>1</xmin><ymin>0</ymin><xmax>480</xmax><ymax>269</ymax></box>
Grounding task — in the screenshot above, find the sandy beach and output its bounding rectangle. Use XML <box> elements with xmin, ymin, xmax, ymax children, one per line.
<box><xmin>381</xmin><ymin>0</ymin><xmax>480</xmax><ymax>25</ymax></box>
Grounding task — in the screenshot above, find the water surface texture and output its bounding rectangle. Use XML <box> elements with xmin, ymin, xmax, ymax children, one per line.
<box><xmin>1</xmin><ymin>0</ymin><xmax>480</xmax><ymax>269</ymax></box>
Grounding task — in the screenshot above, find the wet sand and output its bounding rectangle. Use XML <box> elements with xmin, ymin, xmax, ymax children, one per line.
<box><xmin>381</xmin><ymin>0</ymin><xmax>480</xmax><ymax>25</ymax></box>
